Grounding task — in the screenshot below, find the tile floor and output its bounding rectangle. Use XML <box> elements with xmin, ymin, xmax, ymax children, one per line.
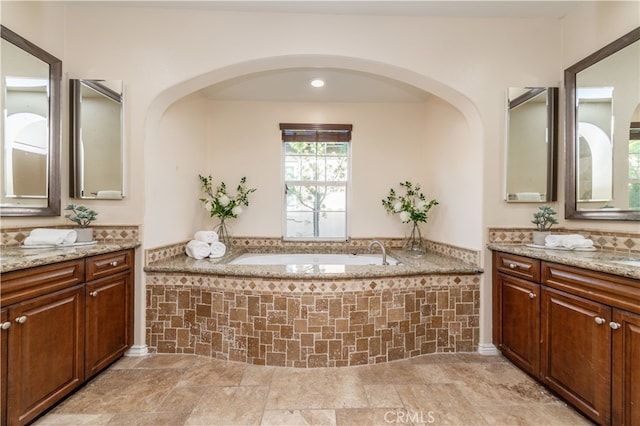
<box><xmin>36</xmin><ymin>353</ymin><xmax>593</xmax><ymax>426</ymax></box>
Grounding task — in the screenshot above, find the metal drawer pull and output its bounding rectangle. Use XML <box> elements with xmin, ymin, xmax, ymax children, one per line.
<box><xmin>528</xmin><ymin>292</ymin><xmax>536</xmax><ymax>299</ymax></box>
<box><xmin>89</xmin><ymin>291</ymin><xmax>98</xmax><ymax>297</ymax></box>
<box><xmin>109</xmin><ymin>261</ymin><xmax>118</xmax><ymax>267</ymax></box>
<box><xmin>1</xmin><ymin>322</ymin><xmax>11</xmax><ymax>330</ymax></box>
<box><xmin>609</xmin><ymin>322</ymin><xmax>621</xmax><ymax>330</ymax></box>
<box><xmin>594</xmin><ymin>317</ymin><xmax>606</xmax><ymax>325</ymax></box>
<box><xmin>15</xmin><ymin>316</ymin><xmax>27</xmax><ymax>324</ymax></box>
<box><xmin>508</xmin><ymin>263</ymin><xmax>517</xmax><ymax>269</ymax></box>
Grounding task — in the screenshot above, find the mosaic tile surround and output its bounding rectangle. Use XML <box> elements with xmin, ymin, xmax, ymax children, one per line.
<box><xmin>146</xmin><ymin>273</ymin><xmax>480</xmax><ymax>367</ymax></box>
<box><xmin>488</xmin><ymin>227</ymin><xmax>640</xmax><ymax>254</ymax></box>
<box><xmin>1</xmin><ymin>225</ymin><xmax>140</xmax><ymax>247</ymax></box>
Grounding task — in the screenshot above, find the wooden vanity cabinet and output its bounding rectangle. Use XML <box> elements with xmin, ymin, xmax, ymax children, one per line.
<box><xmin>84</xmin><ymin>251</ymin><xmax>133</xmax><ymax>379</ymax></box>
<box><xmin>492</xmin><ymin>252</ymin><xmax>541</xmax><ymax>377</ymax></box>
<box><xmin>492</xmin><ymin>250</ymin><xmax>640</xmax><ymax>426</ymax></box>
<box><xmin>0</xmin><ymin>249</ymin><xmax>134</xmax><ymax>426</ymax></box>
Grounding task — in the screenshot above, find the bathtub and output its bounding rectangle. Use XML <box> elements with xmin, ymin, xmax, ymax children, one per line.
<box><xmin>229</xmin><ymin>252</ymin><xmax>400</xmax><ymax>266</ymax></box>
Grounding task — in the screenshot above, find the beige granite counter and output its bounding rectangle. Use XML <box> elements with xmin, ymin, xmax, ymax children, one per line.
<box><xmin>144</xmin><ymin>248</ymin><xmax>482</xmax><ymax>279</ymax></box>
<box><xmin>1</xmin><ymin>241</ymin><xmax>141</xmax><ymax>273</ymax></box>
<box><xmin>488</xmin><ymin>243</ymin><xmax>640</xmax><ymax>280</ymax></box>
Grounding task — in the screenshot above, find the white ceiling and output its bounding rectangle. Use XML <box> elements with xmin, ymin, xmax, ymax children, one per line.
<box><xmin>108</xmin><ymin>0</ymin><xmax>583</xmax><ymax>103</ymax></box>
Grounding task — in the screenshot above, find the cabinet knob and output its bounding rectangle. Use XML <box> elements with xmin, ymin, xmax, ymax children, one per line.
<box><xmin>109</xmin><ymin>261</ymin><xmax>118</xmax><ymax>267</ymax></box>
<box><xmin>609</xmin><ymin>322</ymin><xmax>621</xmax><ymax>330</ymax></box>
<box><xmin>15</xmin><ymin>316</ymin><xmax>27</xmax><ymax>324</ymax></box>
<box><xmin>528</xmin><ymin>292</ymin><xmax>536</xmax><ymax>299</ymax></box>
<box><xmin>594</xmin><ymin>317</ymin><xmax>606</xmax><ymax>325</ymax></box>
<box><xmin>89</xmin><ymin>291</ymin><xmax>98</xmax><ymax>297</ymax></box>
<box><xmin>1</xmin><ymin>321</ymin><xmax>11</xmax><ymax>330</ymax></box>
<box><xmin>508</xmin><ymin>263</ymin><xmax>517</xmax><ymax>269</ymax></box>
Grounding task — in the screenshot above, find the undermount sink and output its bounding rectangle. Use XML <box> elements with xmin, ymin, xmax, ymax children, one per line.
<box><xmin>610</xmin><ymin>259</ymin><xmax>640</xmax><ymax>268</ymax></box>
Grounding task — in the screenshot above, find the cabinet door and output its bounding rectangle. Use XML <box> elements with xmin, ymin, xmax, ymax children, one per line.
<box><xmin>495</xmin><ymin>273</ymin><xmax>540</xmax><ymax>377</ymax></box>
<box><xmin>6</xmin><ymin>285</ymin><xmax>84</xmax><ymax>426</ymax></box>
<box><xmin>85</xmin><ymin>273</ymin><xmax>131</xmax><ymax>378</ymax></box>
<box><xmin>611</xmin><ymin>309</ymin><xmax>640</xmax><ymax>426</ymax></box>
<box><xmin>1</xmin><ymin>308</ymin><xmax>9</xmax><ymax>426</ymax></box>
<box><xmin>541</xmin><ymin>287</ymin><xmax>611</xmax><ymax>425</ymax></box>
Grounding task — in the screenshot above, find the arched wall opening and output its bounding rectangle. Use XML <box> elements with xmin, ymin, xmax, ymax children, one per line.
<box><xmin>144</xmin><ymin>54</ymin><xmax>484</xmax><ymax>251</ymax></box>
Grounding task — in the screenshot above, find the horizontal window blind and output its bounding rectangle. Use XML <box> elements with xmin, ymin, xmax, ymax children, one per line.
<box><xmin>280</xmin><ymin>123</ymin><xmax>352</xmax><ymax>142</ymax></box>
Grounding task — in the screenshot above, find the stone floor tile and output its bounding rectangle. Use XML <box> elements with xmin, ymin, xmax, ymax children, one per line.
<box><xmin>105</xmin><ymin>412</ymin><xmax>190</xmax><ymax>425</ymax></box>
<box><xmin>186</xmin><ymin>386</ymin><xmax>268</xmax><ymax>426</ymax></box>
<box><xmin>158</xmin><ymin>386</ymin><xmax>207</xmax><ymax>413</ymax></box>
<box><xmin>241</xmin><ymin>364</ymin><xmax>276</xmax><ymax>386</ymax></box>
<box><xmin>355</xmin><ymin>359</ymin><xmax>424</xmax><ymax>385</ymax></box>
<box><xmin>177</xmin><ymin>358</ymin><xmax>246</xmax><ymax>387</ymax></box>
<box><xmin>33</xmin><ymin>414</ymin><xmax>114</xmax><ymax>425</ymax></box>
<box><xmin>133</xmin><ymin>354</ymin><xmax>207</xmax><ymax>370</ymax></box>
<box><xmin>261</xmin><ymin>409</ymin><xmax>337</xmax><ymax>425</ymax></box>
<box><xmin>335</xmin><ymin>408</ymin><xmax>408</xmax><ymax>426</ymax></box>
<box><xmin>266</xmin><ymin>368</ymin><xmax>368</xmax><ymax>409</ymax></box>
<box><xmin>477</xmin><ymin>403</ymin><xmax>594</xmax><ymax>425</ymax></box>
<box><xmin>52</xmin><ymin>369</ymin><xmax>182</xmax><ymax>414</ymax></box>
<box><xmin>363</xmin><ymin>385</ymin><xmax>404</xmax><ymax>408</ymax></box>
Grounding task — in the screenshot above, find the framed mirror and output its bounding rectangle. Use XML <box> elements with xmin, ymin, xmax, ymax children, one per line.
<box><xmin>505</xmin><ymin>87</ymin><xmax>558</xmax><ymax>203</ymax></box>
<box><xmin>70</xmin><ymin>79</ymin><xmax>124</xmax><ymax>199</ymax></box>
<box><xmin>1</xmin><ymin>25</ymin><xmax>61</xmax><ymax>216</ymax></box>
<box><xmin>565</xmin><ymin>27</ymin><xmax>640</xmax><ymax>220</ymax></box>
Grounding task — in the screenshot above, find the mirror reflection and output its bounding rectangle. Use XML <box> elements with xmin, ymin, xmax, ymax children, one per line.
<box><xmin>566</xmin><ymin>27</ymin><xmax>640</xmax><ymax>220</ymax></box>
<box><xmin>505</xmin><ymin>87</ymin><xmax>558</xmax><ymax>203</ymax></box>
<box><xmin>1</xmin><ymin>25</ymin><xmax>61</xmax><ymax>216</ymax></box>
<box><xmin>70</xmin><ymin>79</ymin><xmax>124</xmax><ymax>199</ymax></box>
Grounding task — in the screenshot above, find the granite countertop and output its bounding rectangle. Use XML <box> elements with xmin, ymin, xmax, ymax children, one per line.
<box><xmin>145</xmin><ymin>248</ymin><xmax>483</xmax><ymax>279</ymax></box>
<box><xmin>488</xmin><ymin>243</ymin><xmax>640</xmax><ymax>280</ymax></box>
<box><xmin>1</xmin><ymin>241</ymin><xmax>141</xmax><ymax>273</ymax></box>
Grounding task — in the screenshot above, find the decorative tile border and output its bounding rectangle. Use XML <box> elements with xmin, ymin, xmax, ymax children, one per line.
<box><xmin>146</xmin><ymin>273</ymin><xmax>480</xmax><ymax>367</ymax></box>
<box><xmin>145</xmin><ymin>237</ymin><xmax>480</xmax><ymax>266</ymax></box>
<box><xmin>1</xmin><ymin>225</ymin><xmax>140</xmax><ymax>247</ymax></box>
<box><xmin>488</xmin><ymin>227</ymin><xmax>640</xmax><ymax>254</ymax></box>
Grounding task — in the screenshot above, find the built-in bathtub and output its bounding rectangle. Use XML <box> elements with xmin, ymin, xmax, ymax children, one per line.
<box><xmin>229</xmin><ymin>252</ymin><xmax>400</xmax><ymax>266</ymax></box>
<box><xmin>145</xmin><ymin>240</ymin><xmax>482</xmax><ymax>368</ymax></box>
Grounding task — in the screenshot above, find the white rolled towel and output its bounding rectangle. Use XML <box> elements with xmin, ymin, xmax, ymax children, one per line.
<box><xmin>209</xmin><ymin>241</ymin><xmax>226</xmax><ymax>259</ymax></box>
<box><xmin>563</xmin><ymin>238</ymin><xmax>594</xmax><ymax>250</ymax></box>
<box><xmin>194</xmin><ymin>230</ymin><xmax>218</xmax><ymax>244</ymax></box>
<box><xmin>185</xmin><ymin>240</ymin><xmax>211</xmax><ymax>260</ymax></box>
<box><xmin>23</xmin><ymin>228</ymin><xmax>77</xmax><ymax>246</ymax></box>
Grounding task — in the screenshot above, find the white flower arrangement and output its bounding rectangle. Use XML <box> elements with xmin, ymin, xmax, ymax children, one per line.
<box><xmin>382</xmin><ymin>181</ymin><xmax>438</xmax><ymax>224</ymax></box>
<box><xmin>199</xmin><ymin>174</ymin><xmax>256</xmax><ymax>221</ymax></box>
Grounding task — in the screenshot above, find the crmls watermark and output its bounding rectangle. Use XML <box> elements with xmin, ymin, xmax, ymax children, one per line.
<box><xmin>384</xmin><ymin>409</ymin><xmax>436</xmax><ymax>424</ymax></box>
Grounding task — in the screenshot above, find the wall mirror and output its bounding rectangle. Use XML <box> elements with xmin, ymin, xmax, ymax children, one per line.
<box><xmin>1</xmin><ymin>25</ymin><xmax>61</xmax><ymax>216</ymax></box>
<box><xmin>70</xmin><ymin>79</ymin><xmax>124</xmax><ymax>199</ymax></box>
<box><xmin>565</xmin><ymin>27</ymin><xmax>640</xmax><ymax>220</ymax></box>
<box><xmin>505</xmin><ymin>87</ymin><xmax>558</xmax><ymax>203</ymax></box>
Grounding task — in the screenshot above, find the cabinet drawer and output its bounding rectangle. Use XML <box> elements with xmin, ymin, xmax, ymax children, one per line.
<box><xmin>494</xmin><ymin>252</ymin><xmax>541</xmax><ymax>282</ymax></box>
<box><xmin>543</xmin><ymin>262</ymin><xmax>640</xmax><ymax>315</ymax></box>
<box><xmin>0</xmin><ymin>260</ymin><xmax>84</xmax><ymax>307</ymax></box>
<box><xmin>85</xmin><ymin>251</ymin><xmax>132</xmax><ymax>282</ymax></box>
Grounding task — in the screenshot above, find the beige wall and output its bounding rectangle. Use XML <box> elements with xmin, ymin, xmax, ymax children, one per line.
<box><xmin>2</xmin><ymin>1</ymin><xmax>638</xmax><ymax>351</ymax></box>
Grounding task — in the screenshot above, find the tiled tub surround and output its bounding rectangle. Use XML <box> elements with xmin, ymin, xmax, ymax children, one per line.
<box><xmin>145</xmin><ymin>238</ymin><xmax>482</xmax><ymax>368</ymax></box>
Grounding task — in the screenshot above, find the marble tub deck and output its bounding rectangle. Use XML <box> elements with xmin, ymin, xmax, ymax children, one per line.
<box><xmin>36</xmin><ymin>353</ymin><xmax>591</xmax><ymax>425</ymax></box>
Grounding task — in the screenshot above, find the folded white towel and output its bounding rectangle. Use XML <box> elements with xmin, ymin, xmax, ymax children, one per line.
<box><xmin>23</xmin><ymin>228</ymin><xmax>78</xmax><ymax>246</ymax></box>
<box><xmin>545</xmin><ymin>234</ymin><xmax>593</xmax><ymax>249</ymax></box>
<box><xmin>185</xmin><ymin>240</ymin><xmax>211</xmax><ymax>260</ymax></box>
<box><xmin>209</xmin><ymin>241</ymin><xmax>226</xmax><ymax>259</ymax></box>
<box><xmin>194</xmin><ymin>230</ymin><xmax>218</xmax><ymax>244</ymax></box>
<box><xmin>516</xmin><ymin>192</ymin><xmax>542</xmax><ymax>202</ymax></box>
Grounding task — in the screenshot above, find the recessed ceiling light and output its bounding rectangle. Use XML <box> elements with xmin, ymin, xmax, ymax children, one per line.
<box><xmin>310</xmin><ymin>79</ymin><xmax>325</xmax><ymax>88</ymax></box>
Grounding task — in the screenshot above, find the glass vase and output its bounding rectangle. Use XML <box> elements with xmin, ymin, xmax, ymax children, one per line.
<box><xmin>403</xmin><ymin>221</ymin><xmax>426</xmax><ymax>256</ymax></box>
<box><xmin>214</xmin><ymin>218</ymin><xmax>233</xmax><ymax>249</ymax></box>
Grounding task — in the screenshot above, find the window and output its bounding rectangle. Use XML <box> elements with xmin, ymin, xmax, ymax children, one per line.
<box><xmin>281</xmin><ymin>123</ymin><xmax>351</xmax><ymax>239</ymax></box>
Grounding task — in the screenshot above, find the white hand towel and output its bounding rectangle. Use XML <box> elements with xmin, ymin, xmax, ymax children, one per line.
<box><xmin>96</xmin><ymin>190</ymin><xmax>122</xmax><ymax>199</ymax></box>
<box><xmin>209</xmin><ymin>241</ymin><xmax>226</xmax><ymax>259</ymax></box>
<box><xmin>23</xmin><ymin>228</ymin><xmax>78</xmax><ymax>246</ymax></box>
<box><xmin>545</xmin><ymin>234</ymin><xmax>582</xmax><ymax>247</ymax></box>
<box><xmin>185</xmin><ymin>240</ymin><xmax>211</xmax><ymax>260</ymax></box>
<box><xmin>194</xmin><ymin>230</ymin><xmax>218</xmax><ymax>244</ymax></box>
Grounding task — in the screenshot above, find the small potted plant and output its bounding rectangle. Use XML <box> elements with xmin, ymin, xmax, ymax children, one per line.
<box><xmin>65</xmin><ymin>204</ymin><xmax>98</xmax><ymax>242</ymax></box>
<box><xmin>531</xmin><ymin>205</ymin><xmax>558</xmax><ymax>245</ymax></box>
